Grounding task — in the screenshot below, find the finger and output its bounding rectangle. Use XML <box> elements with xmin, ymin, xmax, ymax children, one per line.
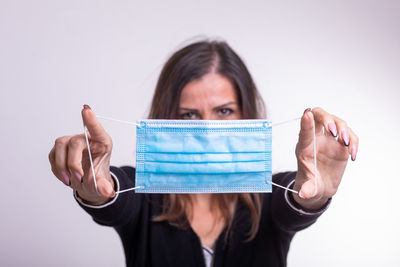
<box><xmin>348</xmin><ymin>127</ymin><xmax>359</xmax><ymax>161</ymax></box>
<box><xmin>49</xmin><ymin>146</ymin><xmax>55</xmax><ymax>168</ymax></box>
<box><xmin>297</xmin><ymin>108</ymin><xmax>315</xmax><ymax>150</ymax></box>
<box><xmin>310</xmin><ymin>107</ymin><xmax>337</xmax><ymax>137</ymax></box>
<box><xmin>334</xmin><ymin>118</ymin><xmax>350</xmax><ymax>147</ymax></box>
<box><xmin>49</xmin><ymin>147</ymin><xmax>66</xmax><ymax>185</ymax></box>
<box><xmin>97</xmin><ymin>178</ymin><xmax>115</xmax><ymax>198</ymax></box>
<box><xmin>81</xmin><ymin>105</ymin><xmax>109</xmax><ymax>142</ymax></box>
<box><xmin>67</xmin><ymin>134</ymin><xmax>86</xmax><ymax>183</ymax></box>
<box><xmin>53</xmin><ymin>136</ymin><xmax>71</xmax><ymax>186</ymax></box>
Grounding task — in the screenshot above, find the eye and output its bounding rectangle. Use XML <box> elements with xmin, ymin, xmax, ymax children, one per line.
<box><xmin>180</xmin><ymin>112</ymin><xmax>199</xmax><ymax>120</ymax></box>
<box><xmin>218</xmin><ymin>108</ymin><xmax>234</xmax><ymax>116</ymax></box>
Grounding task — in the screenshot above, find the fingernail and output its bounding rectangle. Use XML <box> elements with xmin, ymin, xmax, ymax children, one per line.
<box><xmin>341</xmin><ymin>130</ymin><xmax>350</xmax><ymax>146</ymax></box>
<box><xmin>83</xmin><ymin>104</ymin><xmax>91</xmax><ymax>110</ymax></box>
<box><xmin>351</xmin><ymin>145</ymin><xmax>357</xmax><ymax>161</ymax></box>
<box><xmin>328</xmin><ymin>122</ymin><xmax>338</xmax><ymax>137</ymax></box>
<box><xmin>61</xmin><ymin>171</ymin><xmax>70</xmax><ymax>186</ymax></box>
<box><xmin>303</xmin><ymin>108</ymin><xmax>311</xmax><ymax>114</ymax></box>
<box><xmin>298</xmin><ymin>190</ymin><xmax>305</xmax><ymax>199</ymax></box>
<box><xmin>74</xmin><ymin>171</ymin><xmax>83</xmax><ymax>183</ymax></box>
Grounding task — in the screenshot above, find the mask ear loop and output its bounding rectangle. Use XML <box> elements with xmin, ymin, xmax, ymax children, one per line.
<box><xmin>96</xmin><ymin>115</ymin><xmax>141</xmax><ymax>127</ymax></box>
<box><xmin>83</xmin><ymin>120</ymin><xmax>144</xmax><ymax>195</ymax></box>
<box><xmin>312</xmin><ymin>118</ymin><xmax>318</xmax><ymax>196</ymax></box>
<box><xmin>83</xmin><ymin>124</ymin><xmax>98</xmax><ymax>193</ymax></box>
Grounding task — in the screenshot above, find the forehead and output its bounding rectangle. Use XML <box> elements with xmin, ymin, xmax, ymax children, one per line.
<box><xmin>180</xmin><ymin>73</ymin><xmax>237</xmax><ymax>106</ymax></box>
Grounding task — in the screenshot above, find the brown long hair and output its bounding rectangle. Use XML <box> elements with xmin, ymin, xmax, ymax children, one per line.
<box><xmin>149</xmin><ymin>39</ymin><xmax>266</xmax><ymax>242</ymax></box>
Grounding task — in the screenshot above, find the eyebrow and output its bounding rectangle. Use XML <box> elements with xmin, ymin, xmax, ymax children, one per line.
<box><xmin>179</xmin><ymin>101</ymin><xmax>238</xmax><ymax>112</ymax></box>
<box><xmin>213</xmin><ymin>101</ymin><xmax>237</xmax><ymax>110</ymax></box>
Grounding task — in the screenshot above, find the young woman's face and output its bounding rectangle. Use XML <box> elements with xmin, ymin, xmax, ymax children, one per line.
<box><xmin>179</xmin><ymin>73</ymin><xmax>242</xmax><ymax>120</ymax></box>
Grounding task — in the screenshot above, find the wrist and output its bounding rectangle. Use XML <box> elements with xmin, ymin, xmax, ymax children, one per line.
<box><xmin>291</xmin><ymin>191</ymin><xmax>330</xmax><ymax>210</ymax></box>
<box><xmin>76</xmin><ymin>192</ymin><xmax>110</xmax><ymax>206</ymax></box>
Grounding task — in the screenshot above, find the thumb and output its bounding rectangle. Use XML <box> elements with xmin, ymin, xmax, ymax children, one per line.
<box><xmin>297</xmin><ymin>109</ymin><xmax>315</xmax><ymax>150</ymax></box>
<box><xmin>81</xmin><ymin>105</ymin><xmax>109</xmax><ymax>142</ymax></box>
<box><xmin>97</xmin><ymin>178</ymin><xmax>115</xmax><ymax>198</ymax></box>
<box><xmin>299</xmin><ymin>179</ymin><xmax>317</xmax><ymax>199</ymax></box>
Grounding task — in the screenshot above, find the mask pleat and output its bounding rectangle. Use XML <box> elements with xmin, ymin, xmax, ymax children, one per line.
<box><xmin>135</xmin><ymin>120</ymin><xmax>272</xmax><ymax>193</ymax></box>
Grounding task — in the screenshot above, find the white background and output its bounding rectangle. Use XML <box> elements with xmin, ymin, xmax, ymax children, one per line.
<box><xmin>0</xmin><ymin>0</ymin><xmax>399</xmax><ymax>266</ymax></box>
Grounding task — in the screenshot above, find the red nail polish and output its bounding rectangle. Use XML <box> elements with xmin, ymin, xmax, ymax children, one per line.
<box><xmin>83</xmin><ymin>104</ymin><xmax>91</xmax><ymax>110</ymax></box>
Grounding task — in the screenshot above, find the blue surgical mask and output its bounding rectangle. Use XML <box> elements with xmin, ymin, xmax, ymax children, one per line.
<box><xmin>135</xmin><ymin>119</ymin><xmax>272</xmax><ymax>193</ymax></box>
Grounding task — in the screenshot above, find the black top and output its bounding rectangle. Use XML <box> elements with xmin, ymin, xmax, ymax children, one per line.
<box><xmin>77</xmin><ymin>166</ymin><xmax>327</xmax><ymax>267</ymax></box>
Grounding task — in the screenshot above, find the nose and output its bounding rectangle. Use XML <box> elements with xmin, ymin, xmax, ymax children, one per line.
<box><xmin>201</xmin><ymin>111</ymin><xmax>216</xmax><ymax>120</ymax></box>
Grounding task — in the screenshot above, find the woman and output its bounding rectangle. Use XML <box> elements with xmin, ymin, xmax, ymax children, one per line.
<box><xmin>48</xmin><ymin>40</ymin><xmax>358</xmax><ymax>267</ymax></box>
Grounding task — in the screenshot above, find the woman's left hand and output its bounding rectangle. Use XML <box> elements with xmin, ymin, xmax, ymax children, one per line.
<box><xmin>293</xmin><ymin>107</ymin><xmax>358</xmax><ymax>210</ymax></box>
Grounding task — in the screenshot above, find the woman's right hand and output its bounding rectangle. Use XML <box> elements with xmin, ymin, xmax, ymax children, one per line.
<box><xmin>48</xmin><ymin>105</ymin><xmax>115</xmax><ymax>205</ymax></box>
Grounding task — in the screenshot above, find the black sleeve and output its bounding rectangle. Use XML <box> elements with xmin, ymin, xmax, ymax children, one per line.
<box><xmin>76</xmin><ymin>166</ymin><xmax>144</xmax><ymax>227</ymax></box>
<box><xmin>271</xmin><ymin>172</ymin><xmax>330</xmax><ymax>236</ymax></box>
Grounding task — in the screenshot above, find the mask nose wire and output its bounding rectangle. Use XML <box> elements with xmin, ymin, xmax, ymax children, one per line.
<box><xmin>83</xmin><ymin>114</ymin><xmax>318</xmax><ymax>196</ymax></box>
